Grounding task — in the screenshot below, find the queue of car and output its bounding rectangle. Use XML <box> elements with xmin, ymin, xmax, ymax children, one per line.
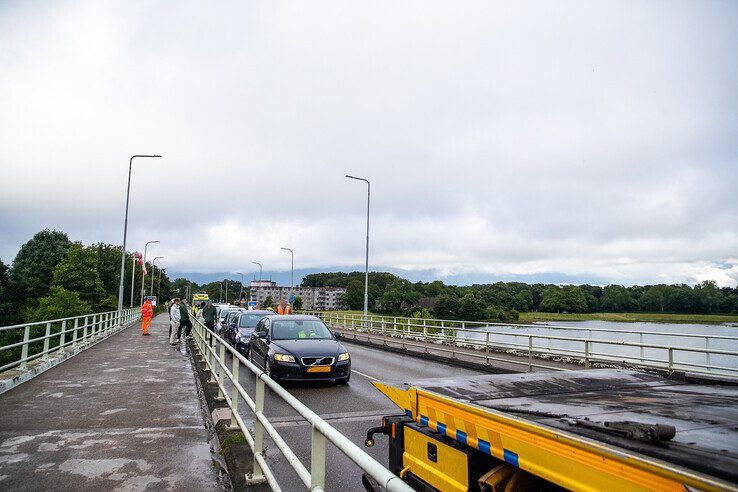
<box><xmin>208</xmin><ymin>304</ymin><xmax>351</xmax><ymax>385</ymax></box>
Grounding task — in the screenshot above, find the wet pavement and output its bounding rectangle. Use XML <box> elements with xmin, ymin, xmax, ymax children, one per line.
<box><xmin>0</xmin><ymin>313</ymin><xmax>223</xmax><ymax>491</ymax></box>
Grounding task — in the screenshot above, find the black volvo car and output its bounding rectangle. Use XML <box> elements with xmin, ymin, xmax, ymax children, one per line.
<box><xmin>248</xmin><ymin>315</ymin><xmax>350</xmax><ymax>384</ymax></box>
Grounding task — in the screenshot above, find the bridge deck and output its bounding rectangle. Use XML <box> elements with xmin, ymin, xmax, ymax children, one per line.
<box><xmin>0</xmin><ymin>313</ymin><xmax>222</xmax><ymax>491</ymax></box>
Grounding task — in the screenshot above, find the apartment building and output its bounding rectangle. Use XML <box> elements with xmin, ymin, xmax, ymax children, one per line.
<box><xmin>248</xmin><ymin>281</ymin><xmax>346</xmax><ymax>310</ymax></box>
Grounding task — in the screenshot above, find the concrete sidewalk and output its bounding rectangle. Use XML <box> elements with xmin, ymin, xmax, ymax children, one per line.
<box><xmin>0</xmin><ymin>313</ymin><xmax>223</xmax><ymax>491</ymax></box>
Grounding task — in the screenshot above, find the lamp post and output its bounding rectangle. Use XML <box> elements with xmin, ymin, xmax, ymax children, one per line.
<box><xmin>224</xmin><ymin>279</ymin><xmax>228</xmax><ymax>304</ymax></box>
<box><xmin>252</xmin><ymin>261</ymin><xmax>263</xmax><ymax>282</ymax></box>
<box><xmin>117</xmin><ymin>154</ymin><xmax>162</xmax><ymax>314</ymax></box>
<box><xmin>150</xmin><ymin>256</ymin><xmax>164</xmax><ymax>299</ymax></box>
<box><xmin>236</xmin><ymin>272</ymin><xmax>245</xmax><ymax>303</ymax></box>
<box><xmin>140</xmin><ymin>240</ymin><xmax>160</xmax><ymax>306</ymax></box>
<box><xmin>157</xmin><ymin>268</ymin><xmax>164</xmax><ymax>301</ymax></box>
<box><xmin>345</xmin><ymin>175</ymin><xmax>370</xmax><ymax>320</ymax></box>
<box><xmin>281</xmin><ymin>247</ymin><xmax>294</xmax><ymax>301</ymax></box>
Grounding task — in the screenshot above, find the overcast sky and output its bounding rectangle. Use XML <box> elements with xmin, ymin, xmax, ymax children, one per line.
<box><xmin>1</xmin><ymin>1</ymin><xmax>736</xmax><ymax>287</ymax></box>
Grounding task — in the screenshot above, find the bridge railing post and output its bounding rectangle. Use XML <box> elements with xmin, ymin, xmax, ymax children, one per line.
<box><xmin>59</xmin><ymin>320</ymin><xmax>67</xmax><ymax>353</ymax></box>
<box><xmin>229</xmin><ymin>355</ymin><xmax>240</xmax><ymax>430</ymax></box>
<box><xmin>42</xmin><ymin>322</ymin><xmax>51</xmax><ymax>360</ymax></box>
<box><xmin>83</xmin><ymin>316</ymin><xmax>89</xmax><ymax>344</ymax></box>
<box><xmin>585</xmin><ymin>340</ymin><xmax>590</xmax><ymax>369</ymax></box>
<box><xmin>252</xmin><ymin>377</ymin><xmax>265</xmax><ymax>479</ymax></box>
<box><xmin>216</xmin><ymin>339</ymin><xmax>226</xmax><ymax>401</ymax></box>
<box><xmin>311</xmin><ymin>425</ymin><xmax>326</xmax><ymax>491</ymax></box>
<box><xmin>20</xmin><ymin>325</ymin><xmax>30</xmax><ymax>369</ymax></box>
<box><xmin>528</xmin><ymin>336</ymin><xmax>533</xmax><ymax>372</ymax></box>
<box><xmin>485</xmin><ymin>331</ymin><xmax>490</xmax><ymax>365</ymax></box>
<box><xmin>72</xmin><ymin>318</ymin><xmax>79</xmax><ymax>348</ymax></box>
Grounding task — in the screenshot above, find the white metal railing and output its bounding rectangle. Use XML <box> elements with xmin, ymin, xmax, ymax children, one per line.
<box><xmin>189</xmin><ymin>315</ymin><xmax>412</xmax><ymax>492</ymax></box>
<box><xmin>0</xmin><ymin>308</ymin><xmax>140</xmax><ymax>373</ymax></box>
<box><xmin>306</xmin><ymin>312</ymin><xmax>738</xmax><ymax>377</ymax></box>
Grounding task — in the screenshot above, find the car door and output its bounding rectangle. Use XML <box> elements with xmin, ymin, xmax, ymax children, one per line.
<box><xmin>227</xmin><ymin>312</ymin><xmax>239</xmax><ymax>344</ymax></box>
<box><xmin>250</xmin><ymin>318</ymin><xmax>269</xmax><ymax>367</ymax></box>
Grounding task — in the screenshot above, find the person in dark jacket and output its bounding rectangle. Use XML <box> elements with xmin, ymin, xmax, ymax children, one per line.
<box><xmin>178</xmin><ymin>301</ymin><xmax>192</xmax><ymax>340</ymax></box>
<box><xmin>202</xmin><ymin>301</ymin><xmax>217</xmax><ymax>331</ymax></box>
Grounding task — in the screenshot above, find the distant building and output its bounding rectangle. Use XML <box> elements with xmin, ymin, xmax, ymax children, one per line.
<box><xmin>248</xmin><ymin>281</ymin><xmax>346</xmax><ymax>310</ymax></box>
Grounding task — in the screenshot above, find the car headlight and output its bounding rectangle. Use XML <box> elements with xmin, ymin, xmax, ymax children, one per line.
<box><xmin>274</xmin><ymin>353</ymin><xmax>295</xmax><ymax>363</ymax></box>
<box><xmin>338</xmin><ymin>352</ymin><xmax>350</xmax><ymax>361</ymax></box>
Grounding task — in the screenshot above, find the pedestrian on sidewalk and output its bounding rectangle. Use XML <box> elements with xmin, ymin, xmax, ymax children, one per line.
<box><xmin>169</xmin><ymin>298</ymin><xmax>181</xmax><ymax>345</ymax></box>
<box><xmin>179</xmin><ymin>300</ymin><xmax>192</xmax><ymax>339</ymax></box>
<box><xmin>141</xmin><ymin>299</ymin><xmax>153</xmax><ymax>336</ymax></box>
<box><xmin>202</xmin><ymin>301</ymin><xmax>217</xmax><ymax>332</ymax></box>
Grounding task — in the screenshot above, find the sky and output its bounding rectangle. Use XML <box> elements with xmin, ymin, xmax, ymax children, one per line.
<box><xmin>1</xmin><ymin>1</ymin><xmax>736</xmax><ymax>287</ymax></box>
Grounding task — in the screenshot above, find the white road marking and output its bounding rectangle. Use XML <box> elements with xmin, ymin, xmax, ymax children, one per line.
<box><xmin>351</xmin><ymin>369</ymin><xmax>379</xmax><ymax>381</ymax></box>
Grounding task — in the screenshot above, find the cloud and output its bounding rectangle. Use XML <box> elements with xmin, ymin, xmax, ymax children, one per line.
<box><xmin>0</xmin><ymin>1</ymin><xmax>736</xmax><ymax>287</ymax></box>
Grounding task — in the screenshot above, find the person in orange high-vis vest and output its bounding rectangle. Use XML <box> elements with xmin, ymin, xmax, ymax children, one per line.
<box><xmin>141</xmin><ymin>299</ymin><xmax>153</xmax><ymax>336</ymax></box>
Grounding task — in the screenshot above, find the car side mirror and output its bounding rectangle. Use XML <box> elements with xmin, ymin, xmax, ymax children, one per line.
<box><xmin>333</xmin><ymin>332</ymin><xmax>342</xmax><ymax>339</ymax></box>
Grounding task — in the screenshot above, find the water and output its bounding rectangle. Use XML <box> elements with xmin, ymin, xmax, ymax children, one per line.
<box><xmin>456</xmin><ymin>320</ymin><xmax>738</xmax><ymax>375</ymax></box>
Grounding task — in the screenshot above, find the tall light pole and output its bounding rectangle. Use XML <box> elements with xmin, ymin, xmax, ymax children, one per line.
<box><xmin>150</xmin><ymin>256</ymin><xmax>164</xmax><ymax>299</ymax></box>
<box><xmin>345</xmin><ymin>175</ymin><xmax>370</xmax><ymax>320</ymax></box>
<box><xmin>117</xmin><ymin>154</ymin><xmax>162</xmax><ymax>314</ymax></box>
<box><xmin>236</xmin><ymin>272</ymin><xmax>245</xmax><ymax>302</ymax></box>
<box><xmin>157</xmin><ymin>268</ymin><xmax>164</xmax><ymax>301</ymax></box>
<box><xmin>252</xmin><ymin>261</ymin><xmax>263</xmax><ymax>282</ymax></box>
<box><xmin>140</xmin><ymin>240</ymin><xmax>160</xmax><ymax>305</ymax></box>
<box><xmin>281</xmin><ymin>247</ymin><xmax>294</xmax><ymax>301</ymax></box>
<box><xmin>224</xmin><ymin>279</ymin><xmax>228</xmax><ymax>304</ymax></box>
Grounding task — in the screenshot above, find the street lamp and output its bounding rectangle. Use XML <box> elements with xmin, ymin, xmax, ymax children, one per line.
<box><xmin>345</xmin><ymin>175</ymin><xmax>370</xmax><ymax>320</ymax></box>
<box><xmin>281</xmin><ymin>247</ymin><xmax>294</xmax><ymax>301</ymax></box>
<box><xmin>252</xmin><ymin>261</ymin><xmax>263</xmax><ymax>282</ymax></box>
<box><xmin>150</xmin><ymin>256</ymin><xmax>164</xmax><ymax>299</ymax></box>
<box><xmin>140</xmin><ymin>240</ymin><xmax>160</xmax><ymax>306</ymax></box>
<box><xmin>117</xmin><ymin>154</ymin><xmax>162</xmax><ymax>314</ymax></box>
<box><xmin>236</xmin><ymin>272</ymin><xmax>245</xmax><ymax>302</ymax></box>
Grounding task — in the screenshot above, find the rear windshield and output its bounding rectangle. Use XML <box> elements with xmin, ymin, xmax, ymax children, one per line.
<box><xmin>239</xmin><ymin>314</ymin><xmax>264</xmax><ymax>328</ymax></box>
<box><xmin>271</xmin><ymin>320</ymin><xmax>333</xmax><ymax>340</ymax></box>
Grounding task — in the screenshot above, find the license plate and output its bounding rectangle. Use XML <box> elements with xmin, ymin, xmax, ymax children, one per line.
<box><xmin>307</xmin><ymin>366</ymin><xmax>331</xmax><ymax>373</ymax></box>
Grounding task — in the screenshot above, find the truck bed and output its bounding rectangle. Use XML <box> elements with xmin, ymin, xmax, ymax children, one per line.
<box><xmin>373</xmin><ymin>369</ymin><xmax>738</xmax><ymax>491</ymax></box>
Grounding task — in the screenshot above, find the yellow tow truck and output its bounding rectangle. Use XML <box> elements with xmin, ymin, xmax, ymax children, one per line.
<box><xmin>363</xmin><ymin>369</ymin><xmax>738</xmax><ymax>492</ymax></box>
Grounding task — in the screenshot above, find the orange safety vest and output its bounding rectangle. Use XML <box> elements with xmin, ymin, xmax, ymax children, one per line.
<box><xmin>277</xmin><ymin>304</ymin><xmax>285</xmax><ymax>315</ymax></box>
<box><xmin>142</xmin><ymin>302</ymin><xmax>153</xmax><ymax>318</ymax></box>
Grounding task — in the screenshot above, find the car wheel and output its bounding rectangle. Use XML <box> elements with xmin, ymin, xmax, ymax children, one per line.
<box><xmin>336</xmin><ymin>373</ymin><xmax>351</xmax><ymax>385</ymax></box>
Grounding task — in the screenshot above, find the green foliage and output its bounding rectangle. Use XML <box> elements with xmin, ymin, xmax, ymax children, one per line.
<box><xmin>0</xmin><ymin>258</ymin><xmax>13</xmax><ymax>326</ymax></box>
<box><xmin>458</xmin><ymin>292</ymin><xmax>485</xmax><ymax>320</ymax></box>
<box><xmin>293</xmin><ymin>295</ymin><xmax>303</xmax><ymax>310</ymax></box>
<box><xmin>376</xmin><ymin>279</ymin><xmax>420</xmax><ymax>313</ymax></box>
<box><xmin>52</xmin><ymin>244</ymin><xmax>106</xmax><ymax>308</ymax></box>
<box><xmin>263</xmin><ymin>295</ymin><xmax>275</xmax><ymax>309</ymax></box>
<box><xmin>600</xmin><ymin>285</ymin><xmax>638</xmax><ymax>311</ymax></box>
<box><xmin>7</xmin><ymin>229</ymin><xmax>72</xmax><ymax>310</ymax></box>
<box><xmin>27</xmin><ymin>286</ymin><xmax>92</xmax><ymax>322</ymax></box>
<box><xmin>432</xmin><ymin>294</ymin><xmax>460</xmax><ymax>319</ymax></box>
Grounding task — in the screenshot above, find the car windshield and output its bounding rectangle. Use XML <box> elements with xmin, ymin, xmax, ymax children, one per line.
<box><xmin>271</xmin><ymin>320</ymin><xmax>333</xmax><ymax>340</ymax></box>
<box><xmin>239</xmin><ymin>314</ymin><xmax>263</xmax><ymax>328</ymax></box>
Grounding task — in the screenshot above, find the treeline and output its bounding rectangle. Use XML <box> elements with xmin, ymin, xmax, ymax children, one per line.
<box><xmin>302</xmin><ymin>272</ymin><xmax>738</xmax><ymax>321</ymax></box>
<box><xmin>0</xmin><ymin>229</ymin><xmax>176</xmax><ymax>327</ymax></box>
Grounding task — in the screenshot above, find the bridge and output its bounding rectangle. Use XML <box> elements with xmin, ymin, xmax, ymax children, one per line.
<box><xmin>1</xmin><ymin>308</ymin><xmax>736</xmax><ymax>491</ymax></box>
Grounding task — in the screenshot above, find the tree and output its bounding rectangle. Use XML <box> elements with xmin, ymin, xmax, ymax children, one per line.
<box><xmin>293</xmin><ymin>295</ymin><xmax>303</xmax><ymax>310</ymax></box>
<box><xmin>27</xmin><ymin>286</ymin><xmax>92</xmax><ymax>322</ymax></box>
<box><xmin>7</xmin><ymin>229</ymin><xmax>71</xmax><ymax>308</ymax></box>
<box><xmin>694</xmin><ymin>280</ymin><xmax>723</xmax><ymax>313</ymax></box>
<box><xmin>52</xmin><ymin>244</ymin><xmax>106</xmax><ymax>307</ymax></box>
<box><xmin>639</xmin><ymin>285</ymin><xmax>670</xmax><ymax>312</ymax></box>
<box><xmin>600</xmin><ymin>285</ymin><xmax>638</xmax><ymax>312</ymax></box>
<box><xmin>458</xmin><ymin>292</ymin><xmax>485</xmax><ymax>320</ymax></box>
<box><xmin>432</xmin><ymin>294</ymin><xmax>460</xmax><ymax>319</ymax></box>
<box><xmin>540</xmin><ymin>286</ymin><xmax>565</xmax><ymax>313</ymax></box>
<box><xmin>375</xmin><ymin>279</ymin><xmax>420</xmax><ymax>313</ymax></box>
<box><xmin>341</xmin><ymin>279</ymin><xmax>365</xmax><ymax>310</ymax></box>
<box><xmin>91</xmin><ymin>243</ymin><xmax>123</xmax><ymax>297</ymax></box>
<box><xmin>510</xmin><ymin>290</ymin><xmax>533</xmax><ymax>312</ymax></box>
<box><xmin>0</xmin><ymin>258</ymin><xmax>13</xmax><ymax>325</ymax></box>
<box><xmin>560</xmin><ymin>286</ymin><xmax>587</xmax><ymax>313</ymax></box>
<box><xmin>262</xmin><ymin>295</ymin><xmax>275</xmax><ymax>309</ymax></box>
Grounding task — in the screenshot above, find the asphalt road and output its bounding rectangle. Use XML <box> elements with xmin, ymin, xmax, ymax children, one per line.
<box><xmin>219</xmin><ymin>338</ymin><xmax>488</xmax><ymax>492</ymax></box>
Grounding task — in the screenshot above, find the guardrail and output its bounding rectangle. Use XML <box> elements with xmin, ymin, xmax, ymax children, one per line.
<box><xmin>0</xmin><ymin>308</ymin><xmax>140</xmax><ymax>373</ymax></box>
<box><xmin>189</xmin><ymin>315</ymin><xmax>412</xmax><ymax>492</ymax></box>
<box><xmin>306</xmin><ymin>312</ymin><xmax>738</xmax><ymax>377</ymax></box>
